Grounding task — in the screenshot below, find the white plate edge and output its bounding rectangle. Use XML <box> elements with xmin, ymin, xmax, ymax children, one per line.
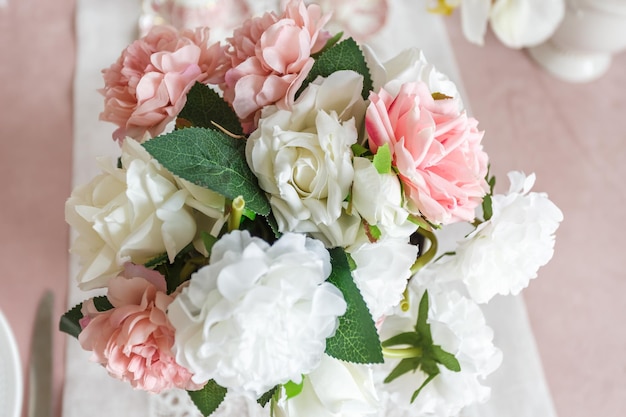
<box><xmin>0</xmin><ymin>309</ymin><xmax>23</xmax><ymax>417</ymax></box>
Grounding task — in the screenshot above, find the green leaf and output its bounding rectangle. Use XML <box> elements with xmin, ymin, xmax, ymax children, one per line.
<box><xmin>368</xmin><ymin>223</ymin><xmax>382</xmax><ymax>241</ymax></box>
<box><xmin>351</xmin><ymin>143</ymin><xmax>370</xmax><ymax>157</ymax></box>
<box><xmin>187</xmin><ymin>380</ymin><xmax>227</xmax><ymax>417</ymax></box>
<box><xmin>482</xmin><ymin>193</ymin><xmax>493</xmax><ymax>221</ymax></box>
<box><xmin>312</xmin><ymin>31</ymin><xmax>343</xmax><ymax>58</ymax></box>
<box><xmin>420</xmin><ymin>357</ymin><xmax>440</xmax><ymax>375</ymax></box>
<box><xmin>257</xmin><ymin>386</ymin><xmax>278</xmax><ymax>407</ymax></box>
<box><xmin>325</xmin><ymin>248</ymin><xmax>383</xmax><ymax>364</ymax></box>
<box><xmin>178</xmin><ymin>82</ymin><xmax>243</xmax><ymax>136</ymax></box>
<box><xmin>410</xmin><ymin>373</ymin><xmax>438</xmax><ymax>403</ymax></box>
<box><xmin>381</xmin><ymin>331</ymin><xmax>421</xmax><ymax>348</ymax></box>
<box><xmin>59</xmin><ymin>296</ymin><xmax>114</xmax><ymax>339</ymax></box>
<box><xmin>201</xmin><ymin>231</ymin><xmax>218</xmax><ymax>254</ymax></box>
<box><xmin>93</xmin><ymin>296</ymin><xmax>113</xmax><ymax>312</ymax></box>
<box><xmin>144</xmin><ymin>252</ymin><xmax>169</xmax><ymax>269</ymax></box>
<box><xmin>143</xmin><ymin>127</ymin><xmax>270</xmax><ymax>215</ymax></box>
<box><xmin>284</xmin><ymin>378</ymin><xmax>305</xmax><ymax>399</ymax></box>
<box><xmin>383</xmin><ymin>357</ymin><xmax>421</xmax><ymax>384</ymax></box>
<box><xmin>298</xmin><ymin>37</ymin><xmax>373</xmax><ymax>100</ymax></box>
<box><xmin>372</xmin><ymin>143</ymin><xmax>392</xmax><ymax>174</ymax></box>
<box><xmin>415</xmin><ymin>291</ymin><xmax>433</xmax><ymax>344</ymax></box>
<box><xmin>59</xmin><ymin>302</ymin><xmax>84</xmax><ymax>339</ymax></box>
<box><xmin>431</xmin><ymin>92</ymin><xmax>453</xmax><ymax>101</ymax></box>
<box><xmin>432</xmin><ymin>345</ymin><xmax>461</xmax><ymax>372</ymax></box>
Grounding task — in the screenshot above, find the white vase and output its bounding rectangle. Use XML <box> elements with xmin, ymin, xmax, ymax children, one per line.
<box><xmin>528</xmin><ymin>0</ymin><xmax>626</xmax><ymax>82</ymax></box>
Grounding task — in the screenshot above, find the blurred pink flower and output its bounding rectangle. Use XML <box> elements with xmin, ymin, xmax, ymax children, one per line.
<box><xmin>100</xmin><ymin>25</ymin><xmax>228</xmax><ymax>142</ymax></box>
<box><xmin>222</xmin><ymin>0</ymin><xmax>331</xmax><ymax>133</ymax></box>
<box><xmin>366</xmin><ymin>82</ymin><xmax>488</xmax><ymax>225</ymax></box>
<box><xmin>78</xmin><ymin>265</ymin><xmax>202</xmax><ymax>393</ymax></box>
<box><xmin>283</xmin><ymin>0</ymin><xmax>389</xmax><ymax>42</ymax></box>
<box><xmin>141</xmin><ymin>0</ymin><xmax>251</xmax><ymax>39</ymax></box>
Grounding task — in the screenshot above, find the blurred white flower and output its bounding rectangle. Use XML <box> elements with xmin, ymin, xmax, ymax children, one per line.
<box><xmin>460</xmin><ymin>0</ymin><xmax>565</xmax><ymax>48</ymax></box>
<box><xmin>246</xmin><ymin>70</ymin><xmax>367</xmax><ymax>247</ymax></box>
<box><xmin>374</xmin><ymin>277</ymin><xmax>502</xmax><ymax>417</ymax></box>
<box><xmin>276</xmin><ymin>354</ymin><xmax>380</xmax><ymax>417</ymax></box>
<box><xmin>65</xmin><ymin>139</ymin><xmax>225</xmax><ymax>290</ymax></box>
<box><xmin>167</xmin><ymin>231</ymin><xmax>347</xmax><ymax>396</ymax></box>
<box><xmin>455</xmin><ymin>171</ymin><xmax>564</xmax><ymax>303</ymax></box>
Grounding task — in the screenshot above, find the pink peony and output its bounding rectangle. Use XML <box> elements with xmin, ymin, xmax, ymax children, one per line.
<box><xmin>222</xmin><ymin>0</ymin><xmax>331</xmax><ymax>133</ymax></box>
<box><xmin>78</xmin><ymin>265</ymin><xmax>202</xmax><ymax>393</ymax></box>
<box><xmin>100</xmin><ymin>25</ymin><xmax>228</xmax><ymax>142</ymax></box>
<box><xmin>365</xmin><ymin>81</ymin><xmax>489</xmax><ymax>225</ymax></box>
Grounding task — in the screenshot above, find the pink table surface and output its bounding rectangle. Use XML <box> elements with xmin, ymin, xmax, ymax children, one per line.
<box><xmin>0</xmin><ymin>2</ymin><xmax>624</xmax><ymax>417</ymax></box>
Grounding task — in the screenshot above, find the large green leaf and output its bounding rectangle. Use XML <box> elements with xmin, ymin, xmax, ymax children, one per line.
<box><xmin>187</xmin><ymin>380</ymin><xmax>228</xmax><ymax>417</ymax></box>
<box><xmin>178</xmin><ymin>82</ymin><xmax>243</xmax><ymax>136</ymax></box>
<box><xmin>297</xmin><ymin>37</ymin><xmax>373</xmax><ymax>100</ymax></box>
<box><xmin>325</xmin><ymin>247</ymin><xmax>383</xmax><ymax>364</ymax></box>
<box><xmin>142</xmin><ymin>127</ymin><xmax>270</xmax><ymax>215</ymax></box>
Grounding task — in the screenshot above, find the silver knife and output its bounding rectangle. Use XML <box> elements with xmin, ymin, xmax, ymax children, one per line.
<box><xmin>28</xmin><ymin>290</ymin><xmax>54</xmax><ymax>417</ymax></box>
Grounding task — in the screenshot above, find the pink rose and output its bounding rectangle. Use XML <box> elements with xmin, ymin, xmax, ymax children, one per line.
<box><xmin>365</xmin><ymin>82</ymin><xmax>488</xmax><ymax>225</ymax></box>
<box><xmin>78</xmin><ymin>265</ymin><xmax>202</xmax><ymax>393</ymax></box>
<box><xmin>222</xmin><ymin>0</ymin><xmax>331</xmax><ymax>133</ymax></box>
<box><xmin>100</xmin><ymin>25</ymin><xmax>228</xmax><ymax>142</ymax></box>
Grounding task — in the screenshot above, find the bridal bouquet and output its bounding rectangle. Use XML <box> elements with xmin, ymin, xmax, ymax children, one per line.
<box><xmin>61</xmin><ymin>1</ymin><xmax>563</xmax><ymax>416</ymax></box>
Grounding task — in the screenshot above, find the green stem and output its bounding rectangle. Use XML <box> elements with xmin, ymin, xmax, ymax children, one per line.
<box><xmin>400</xmin><ymin>287</ymin><xmax>410</xmax><ymax>312</ymax></box>
<box><xmin>382</xmin><ymin>346</ymin><xmax>423</xmax><ymax>359</ymax></box>
<box><xmin>228</xmin><ymin>196</ymin><xmax>245</xmax><ymax>232</ymax></box>
<box><xmin>410</xmin><ymin>227</ymin><xmax>438</xmax><ymax>275</ymax></box>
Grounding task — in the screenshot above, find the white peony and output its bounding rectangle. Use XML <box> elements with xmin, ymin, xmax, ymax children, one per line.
<box><xmin>374</xmin><ymin>276</ymin><xmax>502</xmax><ymax>417</ymax></box>
<box><xmin>363</xmin><ymin>46</ymin><xmax>461</xmax><ymax>106</ymax></box>
<box><xmin>167</xmin><ymin>231</ymin><xmax>347</xmax><ymax>396</ymax></box>
<box><xmin>460</xmin><ymin>0</ymin><xmax>565</xmax><ymax>48</ymax></box>
<box><xmin>65</xmin><ymin>139</ymin><xmax>225</xmax><ymax>290</ymax></box>
<box><xmin>454</xmin><ymin>171</ymin><xmax>563</xmax><ymax>303</ymax></box>
<box><xmin>348</xmin><ymin>238</ymin><xmax>418</xmax><ymax>321</ymax></box>
<box><xmin>275</xmin><ymin>354</ymin><xmax>380</xmax><ymax>417</ymax></box>
<box><xmin>246</xmin><ymin>70</ymin><xmax>366</xmax><ymax>248</ymax></box>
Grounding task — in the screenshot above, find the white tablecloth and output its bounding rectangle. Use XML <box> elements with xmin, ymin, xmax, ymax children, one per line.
<box><xmin>63</xmin><ymin>0</ymin><xmax>558</xmax><ymax>415</ymax></box>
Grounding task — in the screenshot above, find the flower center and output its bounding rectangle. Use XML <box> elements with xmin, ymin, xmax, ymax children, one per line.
<box><xmin>291</xmin><ymin>149</ymin><xmax>320</xmax><ymax>196</ymax></box>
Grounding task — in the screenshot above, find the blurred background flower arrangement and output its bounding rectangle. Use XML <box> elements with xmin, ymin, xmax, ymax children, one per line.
<box><xmin>60</xmin><ymin>1</ymin><xmax>563</xmax><ymax>416</ymax></box>
<box><xmin>427</xmin><ymin>0</ymin><xmax>565</xmax><ymax>49</ymax></box>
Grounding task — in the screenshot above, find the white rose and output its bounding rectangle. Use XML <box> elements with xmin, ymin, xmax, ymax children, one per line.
<box><xmin>276</xmin><ymin>354</ymin><xmax>379</xmax><ymax>417</ymax></box>
<box><xmin>348</xmin><ymin>238</ymin><xmax>418</xmax><ymax>321</ymax></box>
<box><xmin>351</xmin><ymin>157</ymin><xmax>417</xmax><ymax>239</ymax></box>
<box><xmin>65</xmin><ymin>139</ymin><xmax>225</xmax><ymax>290</ymax></box>
<box><xmin>454</xmin><ymin>171</ymin><xmax>563</xmax><ymax>303</ymax></box>
<box><xmin>374</xmin><ymin>278</ymin><xmax>502</xmax><ymax>417</ymax></box>
<box><xmin>363</xmin><ymin>46</ymin><xmax>461</xmax><ymax>105</ymax></box>
<box><xmin>246</xmin><ymin>71</ymin><xmax>365</xmax><ymax>247</ymax></box>
<box><xmin>167</xmin><ymin>231</ymin><xmax>347</xmax><ymax>396</ymax></box>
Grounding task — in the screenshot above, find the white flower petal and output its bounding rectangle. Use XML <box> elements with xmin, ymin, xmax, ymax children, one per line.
<box><xmin>169</xmin><ymin>231</ymin><xmax>347</xmax><ymax>396</ymax></box>
<box><xmin>461</xmin><ymin>0</ymin><xmax>492</xmax><ymax>46</ymax></box>
<box><xmin>490</xmin><ymin>0</ymin><xmax>565</xmax><ymax>48</ymax></box>
<box><xmin>65</xmin><ymin>139</ymin><xmax>225</xmax><ymax>290</ymax></box>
